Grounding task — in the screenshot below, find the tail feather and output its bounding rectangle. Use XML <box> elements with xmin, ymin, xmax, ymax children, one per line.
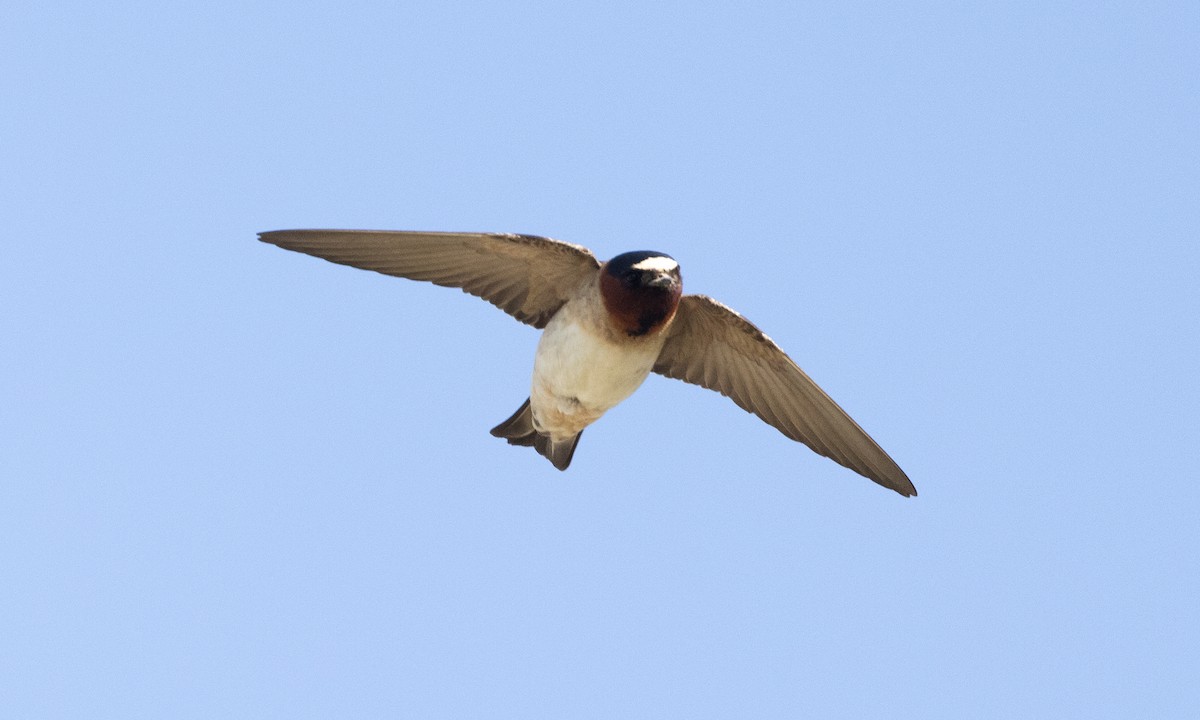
<box><xmin>533</xmin><ymin>430</ymin><xmax>583</xmax><ymax>471</ymax></box>
<box><xmin>490</xmin><ymin>398</ymin><xmax>537</xmax><ymax>447</ymax></box>
<box><xmin>490</xmin><ymin>399</ymin><xmax>584</xmax><ymax>470</ymax></box>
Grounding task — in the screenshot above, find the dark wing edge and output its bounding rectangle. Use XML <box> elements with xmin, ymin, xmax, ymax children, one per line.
<box><xmin>258</xmin><ymin>229</ymin><xmax>600</xmax><ymax>328</ymax></box>
<box><xmin>653</xmin><ymin>294</ymin><xmax>916</xmax><ymax>497</ymax></box>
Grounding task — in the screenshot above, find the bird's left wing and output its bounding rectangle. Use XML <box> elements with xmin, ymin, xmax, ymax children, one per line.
<box><xmin>653</xmin><ymin>294</ymin><xmax>916</xmax><ymax>496</ymax></box>
<box><xmin>259</xmin><ymin>229</ymin><xmax>600</xmax><ymax>328</ymax></box>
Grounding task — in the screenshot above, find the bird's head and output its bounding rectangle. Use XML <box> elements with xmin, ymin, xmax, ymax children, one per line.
<box><xmin>599</xmin><ymin>251</ymin><xmax>683</xmax><ymax>337</ymax></box>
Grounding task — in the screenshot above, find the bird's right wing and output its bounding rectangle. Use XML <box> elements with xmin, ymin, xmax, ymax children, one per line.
<box><xmin>654</xmin><ymin>294</ymin><xmax>916</xmax><ymax>496</ymax></box>
<box><xmin>259</xmin><ymin>229</ymin><xmax>601</xmax><ymax>328</ymax></box>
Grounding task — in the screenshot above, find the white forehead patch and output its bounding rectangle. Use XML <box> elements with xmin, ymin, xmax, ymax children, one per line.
<box><xmin>631</xmin><ymin>256</ymin><xmax>678</xmax><ymax>273</ymax></box>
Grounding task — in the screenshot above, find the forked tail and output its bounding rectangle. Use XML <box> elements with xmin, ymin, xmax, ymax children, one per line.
<box><xmin>490</xmin><ymin>398</ymin><xmax>583</xmax><ymax>471</ymax></box>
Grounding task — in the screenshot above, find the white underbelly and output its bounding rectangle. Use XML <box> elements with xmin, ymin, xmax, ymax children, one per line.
<box><xmin>530</xmin><ymin>313</ymin><xmax>663</xmax><ymax>438</ymax></box>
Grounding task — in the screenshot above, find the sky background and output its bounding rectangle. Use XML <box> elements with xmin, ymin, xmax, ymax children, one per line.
<box><xmin>3</xmin><ymin>1</ymin><xmax>1198</xmax><ymax>717</ymax></box>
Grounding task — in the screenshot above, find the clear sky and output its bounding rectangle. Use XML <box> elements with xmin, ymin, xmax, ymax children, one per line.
<box><xmin>3</xmin><ymin>1</ymin><xmax>1198</xmax><ymax>717</ymax></box>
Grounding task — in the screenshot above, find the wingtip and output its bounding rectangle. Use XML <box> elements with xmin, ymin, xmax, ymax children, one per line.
<box><xmin>258</xmin><ymin>229</ymin><xmax>309</xmax><ymax>250</ymax></box>
<box><xmin>873</xmin><ymin>471</ymin><xmax>917</xmax><ymax>497</ymax></box>
<box><xmin>258</xmin><ymin>229</ymin><xmax>312</xmax><ymax>243</ymax></box>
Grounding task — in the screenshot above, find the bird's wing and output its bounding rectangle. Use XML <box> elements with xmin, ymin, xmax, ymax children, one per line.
<box><xmin>259</xmin><ymin>229</ymin><xmax>600</xmax><ymax>328</ymax></box>
<box><xmin>653</xmin><ymin>294</ymin><xmax>916</xmax><ymax>496</ymax></box>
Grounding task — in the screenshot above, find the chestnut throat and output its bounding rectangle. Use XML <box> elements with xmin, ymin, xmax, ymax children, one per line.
<box><xmin>599</xmin><ymin>273</ymin><xmax>682</xmax><ymax>337</ymax></box>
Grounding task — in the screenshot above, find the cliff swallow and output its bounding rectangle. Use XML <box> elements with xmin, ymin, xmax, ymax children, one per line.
<box><xmin>260</xmin><ymin>230</ymin><xmax>916</xmax><ymax>496</ymax></box>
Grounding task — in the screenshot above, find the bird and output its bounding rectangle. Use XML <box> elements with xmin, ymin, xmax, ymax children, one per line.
<box><xmin>259</xmin><ymin>229</ymin><xmax>916</xmax><ymax>496</ymax></box>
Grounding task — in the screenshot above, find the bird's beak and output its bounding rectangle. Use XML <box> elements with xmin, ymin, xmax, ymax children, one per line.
<box><xmin>646</xmin><ymin>272</ymin><xmax>676</xmax><ymax>289</ymax></box>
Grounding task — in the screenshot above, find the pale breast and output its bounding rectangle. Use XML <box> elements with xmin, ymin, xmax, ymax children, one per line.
<box><xmin>529</xmin><ymin>297</ymin><xmax>667</xmax><ymax>438</ymax></box>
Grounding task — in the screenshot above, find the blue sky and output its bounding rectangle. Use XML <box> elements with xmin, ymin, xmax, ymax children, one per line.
<box><xmin>3</xmin><ymin>1</ymin><xmax>1197</xmax><ymax>717</ymax></box>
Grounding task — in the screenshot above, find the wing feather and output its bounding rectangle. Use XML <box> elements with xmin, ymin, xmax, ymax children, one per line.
<box><xmin>258</xmin><ymin>229</ymin><xmax>600</xmax><ymax>328</ymax></box>
<box><xmin>654</xmin><ymin>295</ymin><xmax>916</xmax><ymax>496</ymax></box>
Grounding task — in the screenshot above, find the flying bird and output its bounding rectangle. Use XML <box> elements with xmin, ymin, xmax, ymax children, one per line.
<box><xmin>259</xmin><ymin>230</ymin><xmax>916</xmax><ymax>496</ymax></box>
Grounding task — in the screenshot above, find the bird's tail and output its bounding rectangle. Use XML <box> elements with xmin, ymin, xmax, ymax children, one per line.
<box><xmin>490</xmin><ymin>398</ymin><xmax>583</xmax><ymax>471</ymax></box>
